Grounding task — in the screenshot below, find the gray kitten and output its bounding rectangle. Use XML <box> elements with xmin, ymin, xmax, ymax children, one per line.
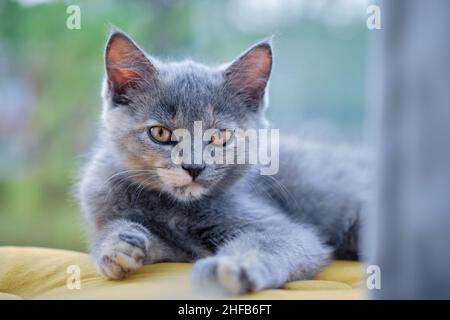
<box><xmin>78</xmin><ymin>30</ymin><xmax>369</xmax><ymax>295</ymax></box>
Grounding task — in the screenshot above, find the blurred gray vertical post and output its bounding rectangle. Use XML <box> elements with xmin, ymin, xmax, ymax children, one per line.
<box><xmin>369</xmin><ymin>0</ymin><xmax>450</xmax><ymax>298</ymax></box>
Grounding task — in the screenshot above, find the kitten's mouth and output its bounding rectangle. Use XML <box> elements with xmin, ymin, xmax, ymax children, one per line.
<box><xmin>186</xmin><ymin>181</ymin><xmax>200</xmax><ymax>189</ymax></box>
<box><xmin>155</xmin><ymin>167</ymin><xmax>208</xmax><ymax>201</ymax></box>
<box><xmin>175</xmin><ymin>181</ymin><xmax>206</xmax><ymax>200</ymax></box>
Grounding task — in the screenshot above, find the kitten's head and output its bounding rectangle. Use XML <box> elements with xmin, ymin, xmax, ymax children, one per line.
<box><xmin>101</xmin><ymin>30</ymin><xmax>272</xmax><ymax>201</ymax></box>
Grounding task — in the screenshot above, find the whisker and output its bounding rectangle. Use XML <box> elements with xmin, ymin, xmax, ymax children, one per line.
<box><xmin>133</xmin><ymin>175</ymin><xmax>155</xmax><ymax>206</ymax></box>
<box><xmin>260</xmin><ymin>174</ymin><xmax>299</xmax><ymax>209</ymax></box>
<box><xmin>103</xmin><ymin>170</ymin><xmax>160</xmax><ymax>202</ymax></box>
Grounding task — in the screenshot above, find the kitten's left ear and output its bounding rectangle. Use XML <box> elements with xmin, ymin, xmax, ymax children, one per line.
<box><xmin>224</xmin><ymin>40</ymin><xmax>272</xmax><ymax>108</ymax></box>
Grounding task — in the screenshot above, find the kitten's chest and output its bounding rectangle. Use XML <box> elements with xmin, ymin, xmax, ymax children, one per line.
<box><xmin>132</xmin><ymin>196</ymin><xmax>237</xmax><ymax>257</ymax></box>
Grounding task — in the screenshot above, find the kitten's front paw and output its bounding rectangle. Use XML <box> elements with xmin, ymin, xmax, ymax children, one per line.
<box><xmin>192</xmin><ymin>256</ymin><xmax>265</xmax><ymax>295</ymax></box>
<box><xmin>94</xmin><ymin>228</ymin><xmax>150</xmax><ymax>280</ymax></box>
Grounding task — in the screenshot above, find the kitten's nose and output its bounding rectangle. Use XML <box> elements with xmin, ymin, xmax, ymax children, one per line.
<box><xmin>182</xmin><ymin>164</ymin><xmax>205</xmax><ymax>181</ymax></box>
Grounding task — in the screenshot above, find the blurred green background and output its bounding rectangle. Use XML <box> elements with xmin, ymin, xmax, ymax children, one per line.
<box><xmin>0</xmin><ymin>0</ymin><xmax>368</xmax><ymax>251</ymax></box>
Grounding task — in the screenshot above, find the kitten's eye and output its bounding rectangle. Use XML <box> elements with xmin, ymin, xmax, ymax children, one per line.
<box><xmin>148</xmin><ymin>126</ymin><xmax>172</xmax><ymax>144</ymax></box>
<box><xmin>210</xmin><ymin>129</ymin><xmax>233</xmax><ymax>146</ymax></box>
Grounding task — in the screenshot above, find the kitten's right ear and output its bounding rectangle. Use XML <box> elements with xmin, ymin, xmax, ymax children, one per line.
<box><xmin>105</xmin><ymin>30</ymin><xmax>156</xmax><ymax>104</ymax></box>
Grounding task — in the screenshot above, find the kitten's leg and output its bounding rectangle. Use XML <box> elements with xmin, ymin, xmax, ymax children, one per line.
<box><xmin>91</xmin><ymin>219</ymin><xmax>182</xmax><ymax>279</ymax></box>
<box><xmin>192</xmin><ymin>221</ymin><xmax>332</xmax><ymax>295</ymax></box>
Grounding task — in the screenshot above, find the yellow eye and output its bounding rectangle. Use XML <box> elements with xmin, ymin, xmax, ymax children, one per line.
<box><xmin>210</xmin><ymin>129</ymin><xmax>233</xmax><ymax>146</ymax></box>
<box><xmin>148</xmin><ymin>126</ymin><xmax>172</xmax><ymax>144</ymax></box>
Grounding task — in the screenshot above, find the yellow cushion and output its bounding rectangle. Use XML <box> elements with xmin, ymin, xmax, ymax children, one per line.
<box><xmin>0</xmin><ymin>246</ymin><xmax>365</xmax><ymax>300</ymax></box>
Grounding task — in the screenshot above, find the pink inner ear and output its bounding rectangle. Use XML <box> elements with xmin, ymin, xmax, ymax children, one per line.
<box><xmin>242</xmin><ymin>48</ymin><xmax>272</xmax><ymax>80</ymax></box>
<box><xmin>105</xmin><ymin>34</ymin><xmax>149</xmax><ymax>91</ymax></box>
<box><xmin>107</xmin><ymin>68</ymin><xmax>140</xmax><ymax>91</ymax></box>
<box><xmin>227</xmin><ymin>45</ymin><xmax>272</xmax><ymax>101</ymax></box>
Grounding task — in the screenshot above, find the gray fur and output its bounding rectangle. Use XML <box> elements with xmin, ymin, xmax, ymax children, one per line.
<box><xmin>78</xmin><ymin>30</ymin><xmax>370</xmax><ymax>295</ymax></box>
